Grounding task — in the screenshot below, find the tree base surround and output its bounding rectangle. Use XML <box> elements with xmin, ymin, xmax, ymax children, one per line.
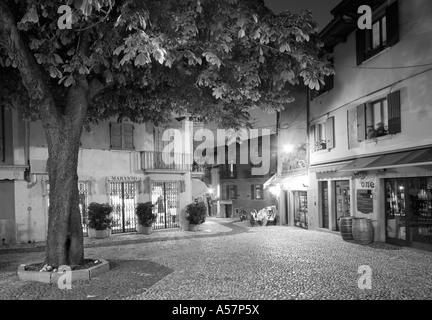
<box><xmin>17</xmin><ymin>259</ymin><xmax>109</xmax><ymax>284</ymax></box>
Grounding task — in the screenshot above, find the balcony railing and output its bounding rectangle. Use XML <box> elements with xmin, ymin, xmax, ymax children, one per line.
<box><xmin>141</xmin><ymin>151</ymin><xmax>190</xmax><ymax>171</ymax></box>
<box><xmin>191</xmin><ymin>161</ymin><xmax>208</xmax><ymax>174</ymax></box>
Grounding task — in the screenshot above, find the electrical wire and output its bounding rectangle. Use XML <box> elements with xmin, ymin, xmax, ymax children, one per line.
<box><xmin>341</xmin><ymin>62</ymin><xmax>432</xmax><ymax>70</ymax></box>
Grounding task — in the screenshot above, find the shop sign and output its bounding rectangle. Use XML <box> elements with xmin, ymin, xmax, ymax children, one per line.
<box><xmin>108</xmin><ymin>176</ymin><xmax>142</xmax><ymax>182</ymax></box>
<box><xmin>355</xmin><ymin>176</ymin><xmax>376</xmax><ymax>214</ymax></box>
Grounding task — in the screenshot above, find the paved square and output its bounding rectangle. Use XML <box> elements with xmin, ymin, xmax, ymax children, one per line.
<box><xmin>0</xmin><ymin>218</ymin><xmax>431</xmax><ymax>300</ymax></box>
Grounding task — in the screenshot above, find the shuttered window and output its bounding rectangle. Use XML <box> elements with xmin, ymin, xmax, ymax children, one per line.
<box><xmin>110</xmin><ymin>123</ymin><xmax>135</xmax><ymax>150</ymax></box>
<box><xmin>310</xmin><ymin>118</ymin><xmax>335</xmax><ymax>152</ymax></box>
<box><xmin>225</xmin><ymin>185</ymin><xmax>237</xmax><ymax>200</ymax></box>
<box><xmin>357</xmin><ymin>90</ymin><xmax>401</xmax><ymax>141</ymax></box>
<box><xmin>251</xmin><ymin>184</ymin><xmax>263</xmax><ymax>200</ymax></box>
<box><xmin>356</xmin><ymin>0</ymin><xmax>399</xmax><ymax>65</ymax></box>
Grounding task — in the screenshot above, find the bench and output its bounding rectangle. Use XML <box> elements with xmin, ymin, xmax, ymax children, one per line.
<box><xmin>249</xmin><ymin>206</ymin><xmax>277</xmax><ymax>227</ymax></box>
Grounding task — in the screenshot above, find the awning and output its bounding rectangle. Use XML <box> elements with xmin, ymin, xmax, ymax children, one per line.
<box><xmin>340</xmin><ymin>148</ymin><xmax>432</xmax><ymax>172</ymax></box>
<box><xmin>263</xmin><ymin>174</ymin><xmax>277</xmax><ymax>189</ymax></box>
<box><xmin>309</xmin><ymin>161</ymin><xmax>353</xmax><ymax>174</ymax></box>
<box><xmin>264</xmin><ymin>173</ymin><xmax>308</xmax><ymax>190</ymax></box>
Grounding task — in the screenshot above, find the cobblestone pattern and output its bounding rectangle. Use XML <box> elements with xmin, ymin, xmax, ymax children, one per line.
<box><xmin>1</xmin><ymin>218</ymin><xmax>432</xmax><ymax>300</ymax></box>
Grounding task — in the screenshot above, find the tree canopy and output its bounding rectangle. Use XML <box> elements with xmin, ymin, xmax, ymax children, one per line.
<box><xmin>1</xmin><ymin>0</ymin><xmax>332</xmax><ymax>129</ymax></box>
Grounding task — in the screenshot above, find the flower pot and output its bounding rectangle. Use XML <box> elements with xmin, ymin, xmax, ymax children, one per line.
<box><xmin>88</xmin><ymin>228</ymin><xmax>111</xmax><ymax>239</ymax></box>
<box><xmin>189</xmin><ymin>224</ymin><xmax>199</xmax><ymax>232</ymax></box>
<box><xmin>137</xmin><ymin>224</ymin><xmax>153</xmax><ymax>235</ymax></box>
<box><xmin>261</xmin><ymin>219</ymin><xmax>268</xmax><ymax>227</ymax></box>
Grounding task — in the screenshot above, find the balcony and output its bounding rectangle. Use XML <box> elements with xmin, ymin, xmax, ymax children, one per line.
<box><xmin>141</xmin><ymin>151</ymin><xmax>190</xmax><ymax>173</ymax></box>
<box><xmin>191</xmin><ymin>161</ymin><xmax>208</xmax><ymax>178</ymax></box>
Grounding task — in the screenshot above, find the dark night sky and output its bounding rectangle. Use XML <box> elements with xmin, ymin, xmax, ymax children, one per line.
<box><xmin>264</xmin><ymin>0</ymin><xmax>342</xmax><ymax>30</ymax></box>
<box><xmin>251</xmin><ymin>0</ymin><xmax>343</xmax><ymax>130</ymax></box>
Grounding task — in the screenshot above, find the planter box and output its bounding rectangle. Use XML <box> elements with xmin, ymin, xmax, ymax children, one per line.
<box><xmin>137</xmin><ymin>224</ymin><xmax>153</xmax><ymax>235</ymax></box>
<box><xmin>88</xmin><ymin>228</ymin><xmax>111</xmax><ymax>239</ymax></box>
<box><xmin>189</xmin><ymin>224</ymin><xmax>199</xmax><ymax>232</ymax></box>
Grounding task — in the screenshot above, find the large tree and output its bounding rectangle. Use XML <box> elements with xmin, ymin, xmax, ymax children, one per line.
<box><xmin>0</xmin><ymin>0</ymin><xmax>332</xmax><ymax>267</ymax></box>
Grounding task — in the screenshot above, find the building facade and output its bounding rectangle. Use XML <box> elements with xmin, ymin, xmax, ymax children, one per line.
<box><xmin>265</xmin><ymin>85</ymin><xmax>310</xmax><ymax>229</ymax></box>
<box><xmin>213</xmin><ymin>133</ymin><xmax>278</xmax><ymax>218</ymax></box>
<box><xmin>307</xmin><ymin>0</ymin><xmax>432</xmax><ymax>251</ymax></box>
<box><xmin>0</xmin><ymin>105</ymin><xmax>199</xmax><ymax>244</ymax></box>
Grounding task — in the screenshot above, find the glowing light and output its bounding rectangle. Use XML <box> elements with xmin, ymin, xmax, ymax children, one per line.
<box><xmin>269</xmin><ymin>185</ymin><xmax>281</xmax><ymax>197</ymax></box>
<box><xmin>283</xmin><ymin>144</ymin><xmax>295</xmax><ymax>154</ymax></box>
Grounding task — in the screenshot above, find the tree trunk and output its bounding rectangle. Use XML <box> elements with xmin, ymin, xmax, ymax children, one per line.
<box><xmin>44</xmin><ymin>124</ymin><xmax>85</xmax><ymax>267</ymax></box>
<box><xmin>44</xmin><ymin>82</ymin><xmax>90</xmax><ymax>267</ymax></box>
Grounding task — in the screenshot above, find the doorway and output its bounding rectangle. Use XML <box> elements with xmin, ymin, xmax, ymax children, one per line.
<box><xmin>294</xmin><ymin>191</ymin><xmax>308</xmax><ymax>229</ymax></box>
<box><xmin>334</xmin><ymin>180</ymin><xmax>351</xmax><ymax>231</ymax></box>
<box><xmin>109</xmin><ymin>181</ymin><xmax>137</xmax><ymax>234</ymax></box>
<box><xmin>385</xmin><ymin>177</ymin><xmax>432</xmax><ymax>250</ymax></box>
<box><xmin>321</xmin><ymin>181</ymin><xmax>329</xmax><ymax>229</ymax></box>
<box><xmin>151</xmin><ymin>181</ymin><xmax>180</xmax><ymax>230</ymax></box>
<box><xmin>225</xmin><ymin>204</ymin><xmax>233</xmax><ymax>218</ymax></box>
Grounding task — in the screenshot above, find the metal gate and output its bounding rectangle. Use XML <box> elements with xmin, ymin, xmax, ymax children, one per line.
<box><xmin>109</xmin><ymin>181</ymin><xmax>137</xmax><ymax>234</ymax></box>
<box><xmin>78</xmin><ymin>181</ymin><xmax>90</xmax><ymax>236</ymax></box>
<box><xmin>151</xmin><ymin>181</ymin><xmax>180</xmax><ymax>230</ymax></box>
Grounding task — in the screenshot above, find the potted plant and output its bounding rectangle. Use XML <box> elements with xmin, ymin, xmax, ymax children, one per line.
<box><xmin>185</xmin><ymin>201</ymin><xmax>206</xmax><ymax>231</ymax></box>
<box><xmin>136</xmin><ymin>202</ymin><xmax>156</xmax><ymax>235</ymax></box>
<box><xmin>87</xmin><ymin>202</ymin><xmax>113</xmax><ymax>239</ymax></box>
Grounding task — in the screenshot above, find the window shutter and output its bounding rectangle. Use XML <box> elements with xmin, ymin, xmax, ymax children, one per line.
<box><xmin>223</xmin><ymin>186</ymin><xmax>228</xmax><ymax>200</ymax></box>
<box><xmin>356</xmin><ymin>30</ymin><xmax>366</xmax><ymax>65</ymax></box>
<box><xmin>388</xmin><ymin>90</ymin><xmax>401</xmax><ymax>134</ymax></box>
<box><xmin>326</xmin><ymin>116</ymin><xmax>335</xmax><ymax>150</ymax></box>
<box><xmin>251</xmin><ymin>185</ymin><xmax>255</xmax><ymax>200</ymax></box>
<box><xmin>310</xmin><ymin>125</ymin><xmax>316</xmax><ymax>153</ymax></box>
<box><xmin>386</xmin><ymin>0</ymin><xmax>399</xmax><ymax>47</ymax></box>
<box><xmin>110</xmin><ymin>123</ymin><xmax>122</xmax><ymax>149</ymax></box>
<box><xmin>357</xmin><ymin>104</ymin><xmax>366</xmax><ymax>141</ymax></box>
<box><xmin>232</xmin><ymin>186</ymin><xmax>237</xmax><ymax>200</ymax></box>
<box><xmin>123</xmin><ymin>124</ymin><xmax>134</xmax><ymax>150</ymax></box>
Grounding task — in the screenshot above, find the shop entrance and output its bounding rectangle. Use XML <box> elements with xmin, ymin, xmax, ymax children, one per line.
<box><xmin>109</xmin><ymin>181</ymin><xmax>137</xmax><ymax>234</ymax></box>
<box><xmin>385</xmin><ymin>178</ymin><xmax>432</xmax><ymax>250</ymax></box>
<box><xmin>321</xmin><ymin>181</ymin><xmax>329</xmax><ymax>229</ymax></box>
<box><xmin>151</xmin><ymin>181</ymin><xmax>180</xmax><ymax>230</ymax></box>
<box><xmin>294</xmin><ymin>191</ymin><xmax>308</xmax><ymax>229</ymax></box>
<box><xmin>334</xmin><ymin>181</ymin><xmax>351</xmax><ymax>231</ymax></box>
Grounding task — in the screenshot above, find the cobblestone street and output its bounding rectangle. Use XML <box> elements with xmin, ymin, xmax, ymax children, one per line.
<box><xmin>0</xmin><ymin>218</ymin><xmax>431</xmax><ymax>300</ymax></box>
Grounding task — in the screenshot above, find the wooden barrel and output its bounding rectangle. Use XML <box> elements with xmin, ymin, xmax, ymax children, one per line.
<box><xmin>340</xmin><ymin>217</ymin><xmax>354</xmax><ymax>241</ymax></box>
<box><xmin>352</xmin><ymin>218</ymin><xmax>374</xmax><ymax>245</ymax></box>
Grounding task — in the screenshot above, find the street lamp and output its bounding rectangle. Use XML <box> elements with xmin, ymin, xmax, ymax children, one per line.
<box><xmin>283</xmin><ymin>144</ymin><xmax>295</xmax><ymax>154</ymax></box>
<box><xmin>269</xmin><ymin>185</ymin><xmax>281</xmax><ymax>197</ymax></box>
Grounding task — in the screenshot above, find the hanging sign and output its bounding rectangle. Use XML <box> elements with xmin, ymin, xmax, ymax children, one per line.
<box><xmin>357</xmin><ymin>190</ymin><xmax>374</xmax><ymax>214</ymax></box>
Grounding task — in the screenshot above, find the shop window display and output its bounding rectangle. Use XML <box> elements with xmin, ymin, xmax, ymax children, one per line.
<box><xmin>386</xmin><ymin>178</ymin><xmax>432</xmax><ymax>248</ymax></box>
